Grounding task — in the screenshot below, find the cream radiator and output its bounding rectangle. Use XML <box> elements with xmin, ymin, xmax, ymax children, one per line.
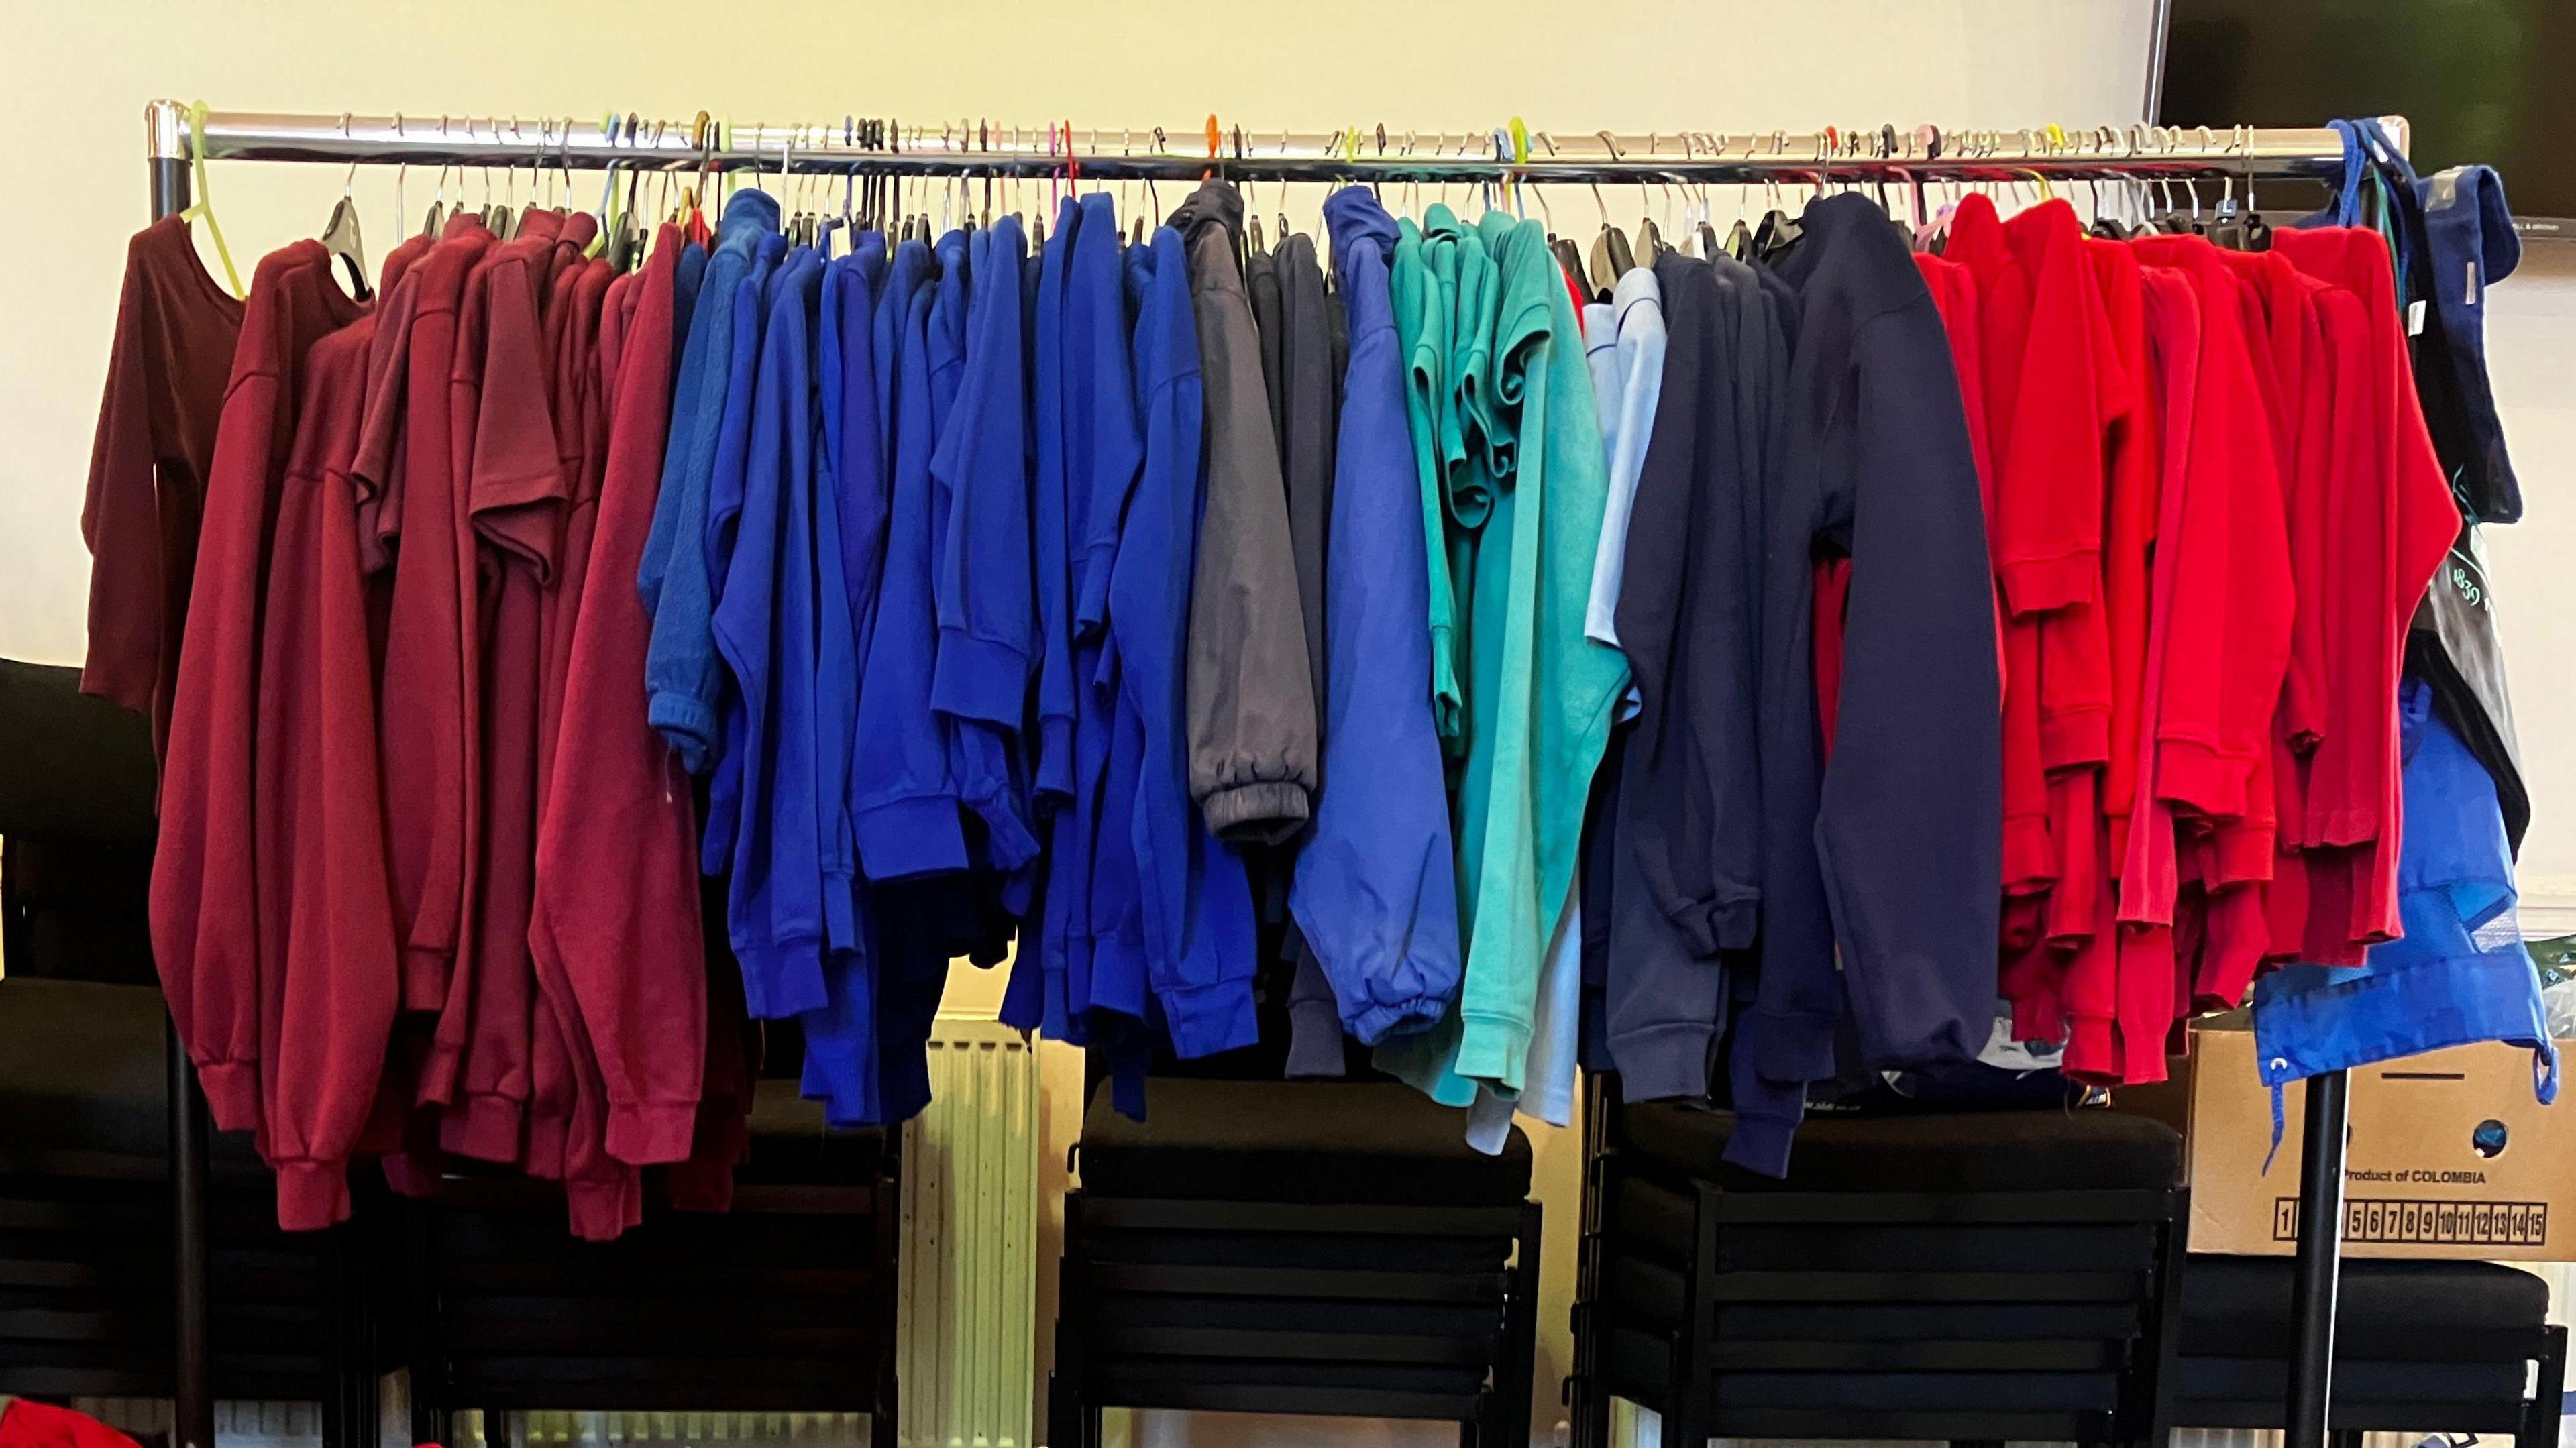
<box><xmin>898</xmin><ymin>1018</ymin><xmax>1041</xmax><ymax>1448</ymax></box>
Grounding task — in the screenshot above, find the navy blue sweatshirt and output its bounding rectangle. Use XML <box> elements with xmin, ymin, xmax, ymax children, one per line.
<box><xmin>1286</xmin><ymin>188</ymin><xmax>1461</xmax><ymax>1046</ymax></box>
<box><xmin>1602</xmin><ymin>252</ymin><xmax>1762</xmax><ymax>1101</ymax></box>
<box><xmin>1732</xmin><ymin>194</ymin><xmax>2000</xmax><ymax>1175</ymax></box>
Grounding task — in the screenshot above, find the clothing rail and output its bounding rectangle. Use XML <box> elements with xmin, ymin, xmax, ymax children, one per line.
<box><xmin>145</xmin><ymin>100</ymin><xmax>2396</xmax><ymax>184</ymax></box>
<box><xmin>137</xmin><ymin>93</ymin><xmax>2396</xmax><ymax>1448</ymax></box>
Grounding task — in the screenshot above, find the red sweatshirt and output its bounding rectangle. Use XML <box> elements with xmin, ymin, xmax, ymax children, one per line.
<box><xmin>354</xmin><ymin>216</ymin><xmax>492</xmax><ymax>1058</ymax></box>
<box><xmin>2112</xmin><ymin>262</ymin><xmax>2206</xmax><ymax>1079</ymax></box>
<box><xmin>529</xmin><ymin>229</ymin><xmax>709</xmax><ymax>1230</ymax></box>
<box><xmin>2274</xmin><ymin>227</ymin><xmax>2462</xmax><ymax>957</ymax></box>
<box><xmin>443</xmin><ymin>210</ymin><xmax>570</xmax><ymax>1164</ymax></box>
<box><xmin>152</xmin><ymin>241</ymin><xmax>366</xmax><ymax>1134</ymax></box>
<box><xmin>1944</xmin><ymin>199</ymin><xmax>2054</xmax><ymax>922</ymax></box>
<box><xmin>81</xmin><ymin>215</ymin><xmax>245</xmax><ymax>757</ymax></box>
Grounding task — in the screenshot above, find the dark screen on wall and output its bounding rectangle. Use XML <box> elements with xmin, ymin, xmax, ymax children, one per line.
<box><xmin>2160</xmin><ymin>0</ymin><xmax>2576</xmax><ymax>219</ymax></box>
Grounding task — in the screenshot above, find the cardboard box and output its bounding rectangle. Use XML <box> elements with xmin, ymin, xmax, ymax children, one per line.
<box><xmin>2124</xmin><ymin>1021</ymin><xmax>2574</xmax><ymax>1260</ymax></box>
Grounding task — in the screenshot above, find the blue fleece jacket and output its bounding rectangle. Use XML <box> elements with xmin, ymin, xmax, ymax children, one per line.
<box><xmin>932</xmin><ymin>215</ymin><xmax>1040</xmax><ymax>889</ymax></box>
<box><xmin>710</xmin><ymin>244</ymin><xmax>828</xmax><ymax>1022</ymax></box>
<box><xmin>1100</xmin><ymin>225</ymin><xmax>1260</xmax><ymax>1060</ymax></box>
<box><xmin>1287</xmin><ymin>188</ymin><xmax>1462</xmax><ymax>1046</ymax></box>
<box><xmin>640</xmin><ymin>189</ymin><xmax>778</xmax><ymax>775</ymax></box>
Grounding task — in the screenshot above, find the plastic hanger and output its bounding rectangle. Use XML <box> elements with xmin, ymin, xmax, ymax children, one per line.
<box><xmin>319</xmin><ymin>120</ymin><xmax>371</xmax><ymax>300</ymax></box>
<box><xmin>176</xmin><ymin>101</ymin><xmax>244</xmax><ymax>298</ymax></box>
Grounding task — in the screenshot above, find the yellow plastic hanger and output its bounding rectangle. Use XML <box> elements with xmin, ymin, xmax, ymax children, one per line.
<box><xmin>180</xmin><ymin>101</ymin><xmax>244</xmax><ymax>298</ymax></box>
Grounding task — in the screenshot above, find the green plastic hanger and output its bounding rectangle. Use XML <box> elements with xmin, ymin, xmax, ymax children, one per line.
<box><xmin>179</xmin><ymin>101</ymin><xmax>244</xmax><ymax>298</ymax></box>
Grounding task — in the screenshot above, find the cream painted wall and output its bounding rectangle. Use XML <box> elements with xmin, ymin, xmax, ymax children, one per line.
<box><xmin>0</xmin><ymin>3</ymin><xmax>2163</xmax><ymax>1445</ymax></box>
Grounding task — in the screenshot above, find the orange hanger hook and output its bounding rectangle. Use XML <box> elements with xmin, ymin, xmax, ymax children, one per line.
<box><xmin>1204</xmin><ymin>114</ymin><xmax>1220</xmax><ymax>180</ymax></box>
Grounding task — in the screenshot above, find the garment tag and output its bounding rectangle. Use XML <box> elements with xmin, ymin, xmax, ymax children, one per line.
<box><xmin>2408</xmin><ymin>299</ymin><xmax>2428</xmax><ymax>335</ymax></box>
<box><xmin>2467</xmin><ymin>259</ymin><xmax>2482</xmax><ymax>307</ymax></box>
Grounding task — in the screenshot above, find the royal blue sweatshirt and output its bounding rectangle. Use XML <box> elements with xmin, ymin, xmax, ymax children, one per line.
<box><xmin>710</xmin><ymin>244</ymin><xmax>829</xmax><ymax>1021</ymax></box>
<box><xmin>932</xmin><ymin>215</ymin><xmax>1040</xmax><ymax>890</ymax></box>
<box><xmin>851</xmin><ymin>250</ymin><xmax>969</xmax><ymax>881</ymax></box>
<box><xmin>1012</xmin><ymin>199</ymin><xmax>1083</xmax><ymax>1036</ymax></box>
<box><xmin>1101</xmin><ymin>225</ymin><xmax>1260</xmax><ymax>1061</ymax></box>
<box><xmin>1287</xmin><ymin>188</ymin><xmax>1460</xmax><ymax>1046</ymax></box>
<box><xmin>696</xmin><ymin>230</ymin><xmax>788</xmax><ymax>876</ymax></box>
<box><xmin>799</xmin><ymin>241</ymin><xmax>885</xmax><ymax>1127</ymax></box>
<box><xmin>1734</xmin><ymin>194</ymin><xmax>2000</xmax><ymax>1175</ymax></box>
<box><xmin>640</xmin><ymin>189</ymin><xmax>778</xmax><ymax>774</ymax></box>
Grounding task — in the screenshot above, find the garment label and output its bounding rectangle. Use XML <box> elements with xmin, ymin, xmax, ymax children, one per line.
<box><xmin>2408</xmin><ymin>299</ymin><xmax>2428</xmax><ymax>336</ymax></box>
<box><xmin>2467</xmin><ymin>259</ymin><xmax>2482</xmax><ymax>308</ymax></box>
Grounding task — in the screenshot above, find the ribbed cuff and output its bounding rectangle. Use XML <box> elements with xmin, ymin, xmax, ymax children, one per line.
<box><xmin>2000</xmin><ymin>550</ymin><xmax>2101</xmax><ymax>616</ymax></box>
<box><xmin>196</xmin><ymin>1059</ymin><xmax>261</xmax><ymax>1135</ymax></box>
<box><xmin>931</xmin><ymin>630</ymin><xmax>1033</xmax><ymax>727</ymax></box>
<box><xmin>564</xmin><ymin>1168</ymin><xmax>643</xmax><ymax>1243</ymax></box>
<box><xmin>274</xmin><ymin>1158</ymin><xmax>353</xmax><ymax>1232</ymax></box>
<box><xmin>854</xmin><ymin>793</ymin><xmax>969</xmax><ymax>881</ymax></box>
<box><xmin>1285</xmin><ymin>997</ymin><xmax>1349</xmax><ymax>1079</ymax></box>
<box><xmin>1344</xmin><ymin>989</ymin><xmax>1448</xmax><ymax>1048</ymax></box>
<box><xmin>736</xmin><ymin>937</ymin><xmax>828</xmax><ymax>1020</ymax></box>
<box><xmin>522</xmin><ymin>1105</ymin><xmax>569</xmax><ymax>1182</ymax></box>
<box><xmin>1455</xmin><ymin>1012</ymin><xmax>1534</xmax><ymax>1093</ymax></box>
<box><xmin>1203</xmin><ymin>780</ymin><xmax>1310</xmax><ymax>845</ymax></box>
<box><xmin>440</xmin><ymin>1091</ymin><xmax>525</xmax><ymax>1164</ymax></box>
<box><xmin>1159</xmin><ymin>977</ymin><xmax>1259</xmax><ymax>1060</ymax></box>
<box><xmin>2063</xmin><ymin>1014</ymin><xmax>2120</xmax><ymax>1084</ymax></box>
<box><xmin>2003</xmin><ymin>813</ymin><xmax>2057</xmax><ymax>894</ymax></box>
<box><xmin>1607</xmin><ymin>1022</ymin><xmax>1718</xmax><ymax>1101</ymax></box>
<box><xmin>646</xmin><ymin>691</ymin><xmax>718</xmax><ymax>775</ymax></box>
<box><xmin>2159</xmin><ymin>737</ymin><xmax>2248</xmax><ymax>820</ymax></box>
<box><xmin>2207</xmin><ymin>820</ymin><xmax>2277</xmax><ymax>888</ymax></box>
<box><xmin>2041</xmin><ymin>706</ymin><xmax>2111</xmax><ymax>771</ymax></box>
<box><xmin>608</xmin><ymin>1101</ymin><xmax>700</xmax><ymax>1166</ymax></box>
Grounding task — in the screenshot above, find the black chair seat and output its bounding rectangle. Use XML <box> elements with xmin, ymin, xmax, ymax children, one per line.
<box><xmin>1079</xmin><ymin>1078</ymin><xmax>1531</xmax><ymax>1205</ymax></box>
<box><xmin>1623</xmin><ymin>1103</ymin><xmax>2184</xmax><ymax>1192</ymax></box>
<box><xmin>2176</xmin><ymin>1254</ymin><xmax>2558</xmax><ymax>1431</ymax></box>
<box><xmin>2184</xmin><ymin>1253</ymin><xmax>2547</xmax><ymax>1337</ymax></box>
<box><xmin>0</xmin><ymin>979</ymin><xmax>170</xmax><ymax>1160</ymax></box>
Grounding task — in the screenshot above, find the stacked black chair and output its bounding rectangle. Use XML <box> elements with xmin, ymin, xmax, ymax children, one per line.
<box><xmin>401</xmin><ymin>1077</ymin><xmax>900</xmax><ymax>1448</ymax></box>
<box><xmin>1053</xmin><ymin>1078</ymin><xmax>1543</xmax><ymax>1448</ymax></box>
<box><xmin>0</xmin><ymin>660</ymin><xmax>386</xmax><ymax>1443</ymax></box>
<box><xmin>2176</xmin><ymin>1254</ymin><xmax>2567</xmax><ymax>1448</ymax></box>
<box><xmin>1574</xmin><ymin>1083</ymin><xmax>2189</xmax><ymax>1448</ymax></box>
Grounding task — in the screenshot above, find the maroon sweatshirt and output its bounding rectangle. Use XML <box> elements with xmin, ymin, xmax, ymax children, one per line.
<box><xmin>152</xmin><ymin>241</ymin><xmax>364</xmax><ymax>1134</ymax></box>
<box><xmin>531</xmin><ymin>227</ymin><xmax>709</xmax><ymax>1203</ymax></box>
<box><xmin>442</xmin><ymin>210</ymin><xmax>570</xmax><ymax>1164</ymax></box>
<box><xmin>254</xmin><ymin>304</ymin><xmax>400</xmax><ymax>1229</ymax></box>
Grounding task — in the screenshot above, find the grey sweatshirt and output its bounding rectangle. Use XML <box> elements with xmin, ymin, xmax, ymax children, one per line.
<box><xmin>1171</xmin><ymin>180</ymin><xmax>1319</xmax><ymax>845</ymax></box>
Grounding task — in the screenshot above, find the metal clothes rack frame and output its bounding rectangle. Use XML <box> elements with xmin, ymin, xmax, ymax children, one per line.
<box><xmin>139</xmin><ymin>99</ymin><xmax>2394</xmax><ymax>1448</ymax></box>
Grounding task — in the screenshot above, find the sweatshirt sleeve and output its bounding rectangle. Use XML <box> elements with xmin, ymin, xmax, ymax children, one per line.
<box><xmin>1738</xmin><ymin>284</ymin><xmax>1999</xmax><ymax>1176</ymax></box>
<box><xmin>930</xmin><ymin>221</ymin><xmax>1036</xmax><ymax>730</ymax></box>
<box><xmin>1285</xmin><ymin>233</ymin><xmax>1461</xmax><ymax>1047</ymax></box>
<box><xmin>150</xmin><ymin>345</ymin><xmax>283</xmax><ymax>1135</ymax></box>
<box><xmin>1815</xmin><ymin>303</ymin><xmax>2002</xmax><ymax>1072</ymax></box>
<box><xmin>1182</xmin><ymin>240</ymin><xmax>1320</xmax><ymax>846</ymax></box>
<box><xmin>79</xmin><ymin>245</ymin><xmax>178</xmax><ymax>725</ymax></box>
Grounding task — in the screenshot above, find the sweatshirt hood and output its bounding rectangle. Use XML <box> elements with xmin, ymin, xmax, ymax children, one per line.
<box><xmin>1324</xmin><ymin>186</ymin><xmax>1398</xmax><ymax>271</ymax></box>
<box><xmin>1169</xmin><ymin>179</ymin><xmax>1246</xmax><ymax>252</ymax></box>
<box><xmin>720</xmin><ymin>186</ymin><xmax>782</xmax><ymax>239</ymax></box>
